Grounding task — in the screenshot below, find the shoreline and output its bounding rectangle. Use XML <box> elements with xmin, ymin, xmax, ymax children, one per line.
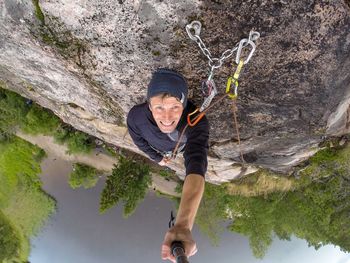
<box><xmin>16</xmin><ymin>131</ymin><xmax>180</xmax><ymax>197</ymax></box>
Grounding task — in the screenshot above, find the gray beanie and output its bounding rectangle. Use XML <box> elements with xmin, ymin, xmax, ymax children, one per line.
<box><xmin>147</xmin><ymin>68</ymin><xmax>188</xmax><ymax>107</ymax></box>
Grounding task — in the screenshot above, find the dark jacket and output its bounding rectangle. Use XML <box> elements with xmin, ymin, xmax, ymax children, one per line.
<box><xmin>127</xmin><ymin>101</ymin><xmax>209</xmax><ymax>177</ymax></box>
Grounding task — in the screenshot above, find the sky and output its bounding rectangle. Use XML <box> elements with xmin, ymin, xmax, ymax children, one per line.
<box><xmin>29</xmin><ymin>157</ymin><xmax>350</xmax><ymax>263</ymax></box>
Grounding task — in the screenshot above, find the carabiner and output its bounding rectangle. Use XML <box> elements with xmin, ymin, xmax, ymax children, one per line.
<box><xmin>187</xmin><ymin>108</ymin><xmax>205</xmax><ymax>127</ymax></box>
<box><xmin>185</xmin><ymin>21</ymin><xmax>202</xmax><ymax>41</ymax></box>
<box><xmin>226</xmin><ymin>77</ymin><xmax>238</xmax><ymax>99</ymax></box>
<box><xmin>235</xmin><ymin>38</ymin><xmax>256</xmax><ymax>65</ymax></box>
<box><xmin>201</xmin><ymin>79</ymin><xmax>216</xmax><ymax>97</ymax></box>
<box><xmin>208</xmin><ymin>69</ymin><xmax>214</xmax><ymax>81</ymax></box>
<box><xmin>199</xmin><ymin>79</ymin><xmax>217</xmax><ymax>112</ymax></box>
<box><xmin>226</xmin><ymin>59</ymin><xmax>244</xmax><ymax>99</ymax></box>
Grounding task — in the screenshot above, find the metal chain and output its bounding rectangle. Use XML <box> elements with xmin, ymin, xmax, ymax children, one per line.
<box><xmin>193</xmin><ymin>35</ymin><xmax>213</xmax><ymax>63</ymax></box>
<box><xmin>186</xmin><ymin>21</ymin><xmax>260</xmax><ymax>75</ymax></box>
<box><xmin>185</xmin><ymin>20</ymin><xmax>260</xmax><ymax>113</ymax></box>
<box><xmin>193</xmin><ymin>34</ymin><xmax>241</xmax><ymax>73</ymax></box>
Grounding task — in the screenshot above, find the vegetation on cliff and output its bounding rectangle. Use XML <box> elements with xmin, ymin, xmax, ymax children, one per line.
<box><xmin>0</xmin><ymin>86</ymin><xmax>95</xmax><ymax>154</ymax></box>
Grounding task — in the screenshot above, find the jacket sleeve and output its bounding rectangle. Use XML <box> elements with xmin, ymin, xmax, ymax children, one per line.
<box><xmin>183</xmin><ymin>115</ymin><xmax>209</xmax><ymax>177</ymax></box>
<box><xmin>127</xmin><ymin>108</ymin><xmax>163</xmax><ymax>163</ymax></box>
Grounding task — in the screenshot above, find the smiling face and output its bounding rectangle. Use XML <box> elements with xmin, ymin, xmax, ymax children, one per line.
<box><xmin>149</xmin><ymin>94</ymin><xmax>184</xmax><ymax>133</ymax></box>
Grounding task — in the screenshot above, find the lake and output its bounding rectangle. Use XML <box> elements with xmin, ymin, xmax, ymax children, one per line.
<box><xmin>29</xmin><ymin>156</ymin><xmax>350</xmax><ymax>263</ymax></box>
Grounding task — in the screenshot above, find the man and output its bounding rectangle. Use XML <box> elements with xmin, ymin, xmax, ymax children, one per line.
<box><xmin>127</xmin><ymin>68</ymin><xmax>209</xmax><ymax>262</ymax></box>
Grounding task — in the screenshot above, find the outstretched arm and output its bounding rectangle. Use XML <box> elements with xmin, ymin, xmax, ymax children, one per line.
<box><xmin>161</xmin><ymin>174</ymin><xmax>205</xmax><ymax>262</ymax></box>
<box><xmin>175</xmin><ymin>174</ymin><xmax>205</xmax><ymax>230</ymax></box>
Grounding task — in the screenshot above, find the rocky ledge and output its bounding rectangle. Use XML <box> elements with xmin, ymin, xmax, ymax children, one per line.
<box><xmin>0</xmin><ymin>0</ymin><xmax>350</xmax><ymax>183</ymax></box>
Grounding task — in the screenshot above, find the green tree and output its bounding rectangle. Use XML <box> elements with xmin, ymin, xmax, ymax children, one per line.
<box><xmin>0</xmin><ymin>137</ymin><xmax>55</xmax><ymax>261</ymax></box>
<box><xmin>0</xmin><ymin>87</ymin><xmax>61</xmax><ymax>137</ymax></box>
<box><xmin>54</xmin><ymin>126</ymin><xmax>95</xmax><ymax>155</ymax></box>
<box><xmin>189</xmin><ymin>145</ymin><xmax>350</xmax><ymax>259</ymax></box>
<box><xmin>0</xmin><ymin>211</ymin><xmax>21</xmax><ymax>262</ymax></box>
<box><xmin>21</xmin><ymin>104</ymin><xmax>60</xmax><ymax>135</ymax></box>
<box><xmin>0</xmin><ymin>137</ymin><xmax>43</xmax><ymax>206</ymax></box>
<box><xmin>225</xmin><ymin>145</ymin><xmax>350</xmax><ymax>258</ymax></box>
<box><xmin>53</xmin><ymin>124</ymin><xmax>70</xmax><ymax>144</ymax></box>
<box><xmin>99</xmin><ymin>156</ymin><xmax>151</xmax><ymax>217</ymax></box>
<box><xmin>195</xmin><ymin>183</ymin><xmax>227</xmax><ymax>246</ymax></box>
<box><xmin>0</xmin><ymin>88</ymin><xmax>29</xmax><ymax>137</ymax></box>
<box><xmin>0</xmin><ymin>87</ymin><xmax>96</xmax><ymax>155</ymax></box>
<box><xmin>66</xmin><ymin>131</ymin><xmax>94</xmax><ymax>154</ymax></box>
<box><xmin>69</xmin><ymin>163</ymin><xmax>99</xmax><ymax>189</ymax></box>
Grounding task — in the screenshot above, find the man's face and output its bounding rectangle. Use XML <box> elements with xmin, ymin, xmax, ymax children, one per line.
<box><xmin>149</xmin><ymin>95</ymin><xmax>184</xmax><ymax>133</ymax></box>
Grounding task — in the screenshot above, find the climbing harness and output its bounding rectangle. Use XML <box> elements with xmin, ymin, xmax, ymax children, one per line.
<box><xmin>149</xmin><ymin>131</ymin><xmax>186</xmax><ymax>160</ymax></box>
<box><xmin>172</xmin><ymin>21</ymin><xmax>260</xmax><ymax>162</ymax></box>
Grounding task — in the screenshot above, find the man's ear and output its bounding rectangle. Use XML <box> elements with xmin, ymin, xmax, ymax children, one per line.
<box><xmin>148</xmin><ymin>103</ymin><xmax>152</xmax><ymax>112</ymax></box>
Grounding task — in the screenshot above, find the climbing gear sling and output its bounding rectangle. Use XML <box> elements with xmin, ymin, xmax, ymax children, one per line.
<box><xmin>171</xmin><ymin>21</ymin><xmax>260</xmax><ymax>162</ymax></box>
<box><xmin>185</xmin><ymin>20</ymin><xmax>259</xmax><ymax>124</ymax></box>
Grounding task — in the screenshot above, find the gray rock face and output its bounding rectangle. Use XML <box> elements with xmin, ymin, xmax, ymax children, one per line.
<box><xmin>0</xmin><ymin>0</ymin><xmax>349</xmax><ymax>182</ymax></box>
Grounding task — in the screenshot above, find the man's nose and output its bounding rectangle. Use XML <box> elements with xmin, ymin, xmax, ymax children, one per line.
<box><xmin>163</xmin><ymin>110</ymin><xmax>173</xmax><ymax>120</ymax></box>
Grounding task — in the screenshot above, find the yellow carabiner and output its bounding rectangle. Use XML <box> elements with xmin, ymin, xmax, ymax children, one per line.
<box><xmin>226</xmin><ymin>77</ymin><xmax>238</xmax><ymax>99</ymax></box>
<box><xmin>226</xmin><ymin>59</ymin><xmax>244</xmax><ymax>100</ymax></box>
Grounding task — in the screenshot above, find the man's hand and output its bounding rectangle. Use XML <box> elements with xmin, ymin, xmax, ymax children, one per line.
<box><xmin>161</xmin><ymin>225</ymin><xmax>197</xmax><ymax>262</ymax></box>
<box><xmin>158</xmin><ymin>157</ymin><xmax>171</xmax><ymax>166</ymax></box>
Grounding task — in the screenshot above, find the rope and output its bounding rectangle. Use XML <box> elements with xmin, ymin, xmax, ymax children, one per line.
<box><xmin>172</xmin><ymin>93</ymin><xmax>246</xmax><ymax>164</ymax></box>
<box><xmin>231</xmin><ymin>99</ymin><xmax>246</xmax><ymax>166</ymax></box>
<box><xmin>171</xmin><ymin>93</ymin><xmax>228</xmax><ymax>159</ymax></box>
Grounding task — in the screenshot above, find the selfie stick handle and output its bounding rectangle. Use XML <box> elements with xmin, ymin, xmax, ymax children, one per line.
<box><xmin>171</xmin><ymin>241</ymin><xmax>189</xmax><ymax>263</ymax></box>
